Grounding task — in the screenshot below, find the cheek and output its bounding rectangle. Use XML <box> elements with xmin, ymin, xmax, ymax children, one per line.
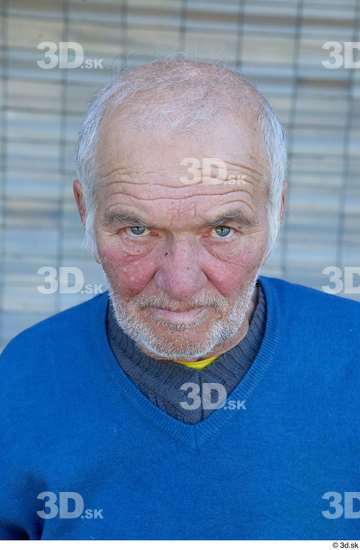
<box><xmin>98</xmin><ymin>243</ymin><xmax>157</xmax><ymax>298</ymax></box>
<box><xmin>206</xmin><ymin>240</ymin><xmax>266</xmax><ymax>296</ymax></box>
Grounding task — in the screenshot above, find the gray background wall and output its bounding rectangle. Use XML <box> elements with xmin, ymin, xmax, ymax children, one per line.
<box><xmin>1</xmin><ymin>0</ymin><xmax>360</xmax><ymax>350</ymax></box>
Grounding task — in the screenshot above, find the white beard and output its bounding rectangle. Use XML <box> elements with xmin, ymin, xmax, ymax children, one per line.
<box><xmin>105</xmin><ymin>271</ymin><xmax>259</xmax><ymax>361</ymax></box>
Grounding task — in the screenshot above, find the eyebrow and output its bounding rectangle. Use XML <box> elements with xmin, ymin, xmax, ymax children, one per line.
<box><xmin>206</xmin><ymin>208</ymin><xmax>256</xmax><ymax>227</ymax></box>
<box><xmin>103</xmin><ymin>207</ymin><xmax>256</xmax><ymax>228</ymax></box>
<box><xmin>103</xmin><ymin>210</ymin><xmax>148</xmax><ymax>227</ymax></box>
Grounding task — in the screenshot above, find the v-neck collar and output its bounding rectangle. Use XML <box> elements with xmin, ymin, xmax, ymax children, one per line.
<box><xmin>92</xmin><ymin>275</ymin><xmax>281</xmax><ymax>452</ymax></box>
<box><xmin>106</xmin><ymin>281</ymin><xmax>266</xmax><ymax>425</ymax></box>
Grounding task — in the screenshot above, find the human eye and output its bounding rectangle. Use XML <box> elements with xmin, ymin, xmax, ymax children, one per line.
<box><xmin>125</xmin><ymin>225</ymin><xmax>150</xmax><ymax>237</ymax></box>
<box><xmin>212</xmin><ymin>225</ymin><xmax>235</xmax><ymax>238</ymax></box>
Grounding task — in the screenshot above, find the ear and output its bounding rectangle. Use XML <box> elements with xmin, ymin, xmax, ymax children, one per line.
<box><xmin>73</xmin><ymin>180</ymin><xmax>100</xmax><ymax>264</ymax></box>
<box><xmin>73</xmin><ymin>179</ymin><xmax>87</xmax><ymax>225</ymax></box>
<box><xmin>279</xmin><ymin>180</ymin><xmax>288</xmax><ymax>224</ymax></box>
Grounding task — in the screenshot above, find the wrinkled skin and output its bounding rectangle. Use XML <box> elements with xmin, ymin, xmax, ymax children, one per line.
<box><xmin>74</xmin><ymin>106</ymin><xmax>287</xmax><ymax>361</ymax></box>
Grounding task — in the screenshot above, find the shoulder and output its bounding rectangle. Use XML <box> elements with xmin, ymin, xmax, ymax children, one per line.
<box><xmin>0</xmin><ymin>291</ymin><xmax>110</xmax><ymax>434</ymax></box>
<box><xmin>259</xmin><ymin>275</ymin><xmax>360</xmax><ymax>350</ymax></box>
<box><xmin>0</xmin><ymin>291</ymin><xmax>109</xmax><ymax>368</ymax></box>
<box><xmin>260</xmin><ymin>274</ymin><xmax>360</xmax><ymax>317</ymax></box>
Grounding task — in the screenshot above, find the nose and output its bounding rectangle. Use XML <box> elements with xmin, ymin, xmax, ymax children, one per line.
<box><xmin>154</xmin><ymin>236</ymin><xmax>207</xmax><ymax>303</ymax></box>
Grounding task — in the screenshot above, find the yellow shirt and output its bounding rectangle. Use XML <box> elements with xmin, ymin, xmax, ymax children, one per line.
<box><xmin>176</xmin><ymin>355</ymin><xmax>220</xmax><ymax>370</ymax></box>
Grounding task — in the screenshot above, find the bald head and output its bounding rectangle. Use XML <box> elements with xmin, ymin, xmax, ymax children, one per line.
<box><xmin>100</xmin><ymin>58</ymin><xmax>265</xmax><ymax>132</ymax></box>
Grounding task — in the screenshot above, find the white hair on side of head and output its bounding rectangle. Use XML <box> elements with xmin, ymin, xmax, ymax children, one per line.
<box><xmin>258</xmin><ymin>99</ymin><xmax>287</xmax><ymax>257</ymax></box>
<box><xmin>75</xmin><ymin>54</ymin><xmax>287</xmax><ymax>258</ymax></box>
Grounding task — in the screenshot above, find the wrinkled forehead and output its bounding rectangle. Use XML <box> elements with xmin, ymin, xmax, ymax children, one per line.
<box><xmin>94</xmin><ymin>110</ymin><xmax>270</xmax><ymax>231</ymax></box>
<box><xmin>95</xmin><ymin>91</ymin><xmax>269</xmax><ymax>189</ymax></box>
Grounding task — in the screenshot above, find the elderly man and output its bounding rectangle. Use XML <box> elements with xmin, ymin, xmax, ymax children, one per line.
<box><xmin>0</xmin><ymin>58</ymin><xmax>359</xmax><ymax>540</ymax></box>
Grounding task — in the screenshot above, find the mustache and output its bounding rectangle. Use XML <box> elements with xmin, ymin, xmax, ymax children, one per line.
<box><xmin>132</xmin><ymin>293</ymin><xmax>229</xmax><ymax>312</ymax></box>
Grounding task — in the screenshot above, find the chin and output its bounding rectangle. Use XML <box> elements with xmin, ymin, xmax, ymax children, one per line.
<box><xmin>132</xmin><ymin>315</ymin><xmax>240</xmax><ymax>361</ymax></box>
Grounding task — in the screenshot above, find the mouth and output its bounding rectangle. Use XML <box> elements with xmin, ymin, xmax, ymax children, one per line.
<box><xmin>149</xmin><ymin>306</ymin><xmax>207</xmax><ymax>324</ymax></box>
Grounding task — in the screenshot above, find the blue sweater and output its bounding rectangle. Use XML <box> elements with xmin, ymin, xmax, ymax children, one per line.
<box><xmin>0</xmin><ymin>275</ymin><xmax>359</xmax><ymax>540</ymax></box>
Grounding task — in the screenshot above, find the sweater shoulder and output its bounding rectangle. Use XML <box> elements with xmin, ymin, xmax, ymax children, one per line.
<box><xmin>261</xmin><ymin>275</ymin><xmax>360</xmax><ymax>316</ymax></box>
<box><xmin>0</xmin><ymin>291</ymin><xmax>109</xmax><ymax>367</ymax></box>
<box><xmin>260</xmin><ymin>275</ymin><xmax>360</xmax><ymax>353</ymax></box>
